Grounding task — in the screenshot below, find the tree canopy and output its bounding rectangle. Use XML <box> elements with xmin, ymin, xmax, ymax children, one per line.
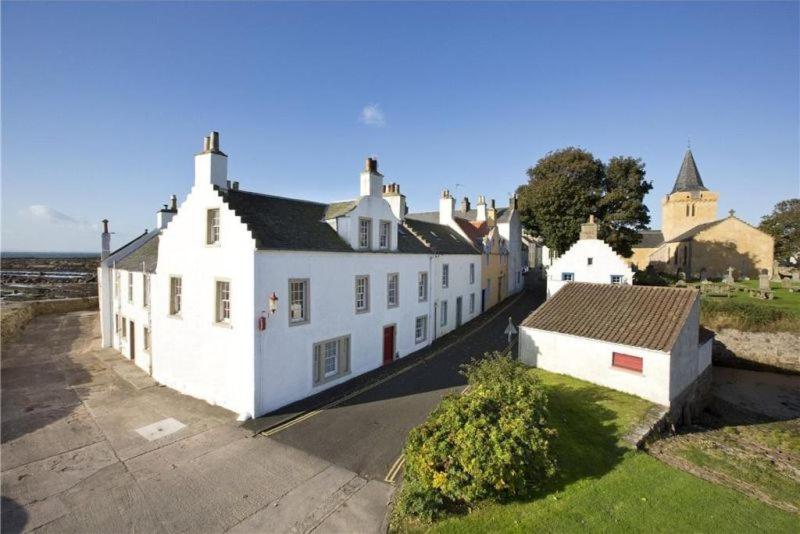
<box><xmin>517</xmin><ymin>147</ymin><xmax>653</xmax><ymax>257</ymax></box>
<box><xmin>759</xmin><ymin>198</ymin><xmax>800</xmax><ymax>265</ymax></box>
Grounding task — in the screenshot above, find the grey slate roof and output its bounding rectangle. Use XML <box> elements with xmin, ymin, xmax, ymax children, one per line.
<box><xmin>671</xmin><ymin>150</ymin><xmax>708</xmax><ymax>194</ymax></box>
<box><xmin>636</xmin><ymin>230</ymin><xmax>665</xmax><ymax>249</ymax></box>
<box><xmin>402</xmin><ymin>218</ymin><xmax>480</xmax><ymax>255</ymax></box>
<box><xmin>219</xmin><ymin>187</ymin><xmax>473</xmax><ymax>255</ymax></box>
<box><xmin>115</xmin><ymin>233</ymin><xmax>159</xmax><ymax>273</ymax></box>
<box><xmin>407</xmin><ymin>206</ymin><xmax>513</xmax><ymax>224</ymax></box>
<box><xmin>219</xmin><ymin>188</ymin><xmax>353</xmax><ymax>252</ymax></box>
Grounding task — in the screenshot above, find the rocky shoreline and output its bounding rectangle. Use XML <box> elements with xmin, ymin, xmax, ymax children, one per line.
<box><xmin>1</xmin><ymin>256</ymin><xmax>99</xmax><ymax>302</ymax></box>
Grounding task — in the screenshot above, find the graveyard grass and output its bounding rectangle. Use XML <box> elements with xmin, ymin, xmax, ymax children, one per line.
<box><xmin>393</xmin><ymin>369</ymin><xmax>798</xmax><ymax>533</ymax></box>
<box><xmin>700</xmin><ymin>280</ymin><xmax>800</xmax><ymax>332</ymax></box>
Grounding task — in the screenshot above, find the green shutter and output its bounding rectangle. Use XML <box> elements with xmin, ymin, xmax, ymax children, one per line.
<box><xmin>338</xmin><ymin>336</ymin><xmax>350</xmax><ymax>374</ymax></box>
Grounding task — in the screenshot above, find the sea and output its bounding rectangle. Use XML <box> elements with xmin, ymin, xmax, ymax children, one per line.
<box><xmin>1</xmin><ymin>252</ymin><xmax>100</xmax><ymax>259</ymax></box>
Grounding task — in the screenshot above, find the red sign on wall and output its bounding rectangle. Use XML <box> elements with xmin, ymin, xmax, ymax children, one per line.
<box><xmin>612</xmin><ymin>352</ymin><xmax>643</xmax><ymax>373</ymax></box>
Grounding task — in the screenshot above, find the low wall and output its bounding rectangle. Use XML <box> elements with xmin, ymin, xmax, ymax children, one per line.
<box><xmin>712</xmin><ymin>329</ymin><xmax>800</xmax><ymax>375</ymax></box>
<box><xmin>1</xmin><ymin>297</ymin><xmax>98</xmax><ymax>342</ymax></box>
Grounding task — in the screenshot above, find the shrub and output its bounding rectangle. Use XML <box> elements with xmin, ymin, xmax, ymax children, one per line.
<box><xmin>395</xmin><ymin>353</ymin><xmax>557</xmax><ymax>521</ymax></box>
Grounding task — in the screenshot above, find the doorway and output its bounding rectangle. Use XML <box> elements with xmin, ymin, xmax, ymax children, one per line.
<box><xmin>456</xmin><ymin>297</ymin><xmax>463</xmax><ymax>328</ymax></box>
<box><xmin>382</xmin><ymin>325</ymin><xmax>395</xmax><ymax>365</ymax></box>
<box><xmin>481</xmin><ymin>289</ymin><xmax>486</xmax><ymax>313</ymax></box>
<box><xmin>129</xmin><ymin>321</ymin><xmax>136</xmax><ymax>361</ymax></box>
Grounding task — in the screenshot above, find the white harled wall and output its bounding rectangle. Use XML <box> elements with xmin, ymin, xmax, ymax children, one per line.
<box><xmin>151</xmin><ymin>183</ymin><xmax>257</xmax><ymax>419</ymax></box>
<box><xmin>109</xmin><ymin>267</ymin><xmax>153</xmax><ymax>374</ymax></box>
<box><xmin>497</xmin><ymin>210</ymin><xmax>523</xmax><ymax>296</ymax></box>
<box><xmin>547</xmin><ymin>239</ymin><xmax>634</xmax><ymax>298</ymax></box>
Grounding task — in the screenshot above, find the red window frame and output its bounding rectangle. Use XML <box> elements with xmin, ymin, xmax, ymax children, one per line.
<box><xmin>612</xmin><ymin>352</ymin><xmax>643</xmax><ymax>373</ymax></box>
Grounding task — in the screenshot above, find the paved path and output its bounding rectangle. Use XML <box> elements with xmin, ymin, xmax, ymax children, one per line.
<box><xmin>266</xmin><ymin>289</ymin><xmax>543</xmax><ymax>482</ymax></box>
<box><xmin>1</xmin><ymin>312</ymin><xmax>391</xmax><ymax>533</ymax></box>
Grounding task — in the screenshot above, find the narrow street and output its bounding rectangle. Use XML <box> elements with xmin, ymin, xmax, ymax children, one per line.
<box><xmin>264</xmin><ymin>288</ymin><xmax>543</xmax><ymax>482</ymax></box>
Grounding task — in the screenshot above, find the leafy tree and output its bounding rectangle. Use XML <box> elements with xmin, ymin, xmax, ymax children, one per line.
<box><xmin>759</xmin><ymin>199</ymin><xmax>800</xmax><ymax>265</ymax></box>
<box><xmin>517</xmin><ymin>148</ymin><xmax>652</xmax><ymax>256</ymax></box>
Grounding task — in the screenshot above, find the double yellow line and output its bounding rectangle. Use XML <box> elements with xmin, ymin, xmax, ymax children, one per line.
<box><xmin>261</xmin><ymin>290</ymin><xmax>526</xmax><ymax>440</ymax></box>
<box><xmin>384</xmin><ymin>454</ymin><xmax>406</xmax><ymax>484</ymax></box>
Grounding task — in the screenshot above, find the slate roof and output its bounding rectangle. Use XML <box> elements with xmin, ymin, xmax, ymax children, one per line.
<box><xmin>521</xmin><ymin>282</ymin><xmax>699</xmax><ymax>352</ymax></box>
<box><xmin>636</xmin><ymin>230</ymin><xmax>665</xmax><ymax>249</ymax></box>
<box><xmin>402</xmin><ymin>218</ymin><xmax>480</xmax><ymax>255</ymax></box>
<box><xmin>671</xmin><ymin>150</ymin><xmax>708</xmax><ymax>194</ymax></box>
<box><xmin>219</xmin><ymin>187</ymin><xmax>473</xmax><ymax>255</ymax></box>
<box><xmin>115</xmin><ymin>233</ymin><xmax>159</xmax><ymax>273</ymax></box>
<box><xmin>219</xmin><ymin>188</ymin><xmax>353</xmax><ymax>252</ymax></box>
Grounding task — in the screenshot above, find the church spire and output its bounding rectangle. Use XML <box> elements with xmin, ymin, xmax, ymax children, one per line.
<box><xmin>671</xmin><ymin>149</ymin><xmax>708</xmax><ymax>194</ymax></box>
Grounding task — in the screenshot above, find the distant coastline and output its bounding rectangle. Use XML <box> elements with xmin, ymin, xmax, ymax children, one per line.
<box><xmin>1</xmin><ymin>252</ymin><xmax>100</xmax><ymax>259</ymax></box>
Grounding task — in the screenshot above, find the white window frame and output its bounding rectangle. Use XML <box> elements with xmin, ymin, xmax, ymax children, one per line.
<box><xmin>379</xmin><ymin>220</ymin><xmax>391</xmax><ymax>250</ymax></box>
<box><xmin>143</xmin><ymin>327</ymin><xmax>151</xmax><ymax>352</ymax></box>
<box><xmin>358</xmin><ymin>217</ymin><xmax>372</xmax><ymax>249</ymax></box>
<box><xmin>415</xmin><ymin>315</ymin><xmax>428</xmax><ymax>343</ymax></box>
<box><xmin>418</xmin><ymin>272</ymin><xmax>428</xmax><ymax>302</ymax></box>
<box><xmin>289</xmin><ymin>278</ymin><xmax>310</xmax><ymax>325</ymax></box>
<box><xmin>355</xmin><ymin>275</ymin><xmax>370</xmax><ymax>313</ymax></box>
<box><xmin>442</xmin><ymin>264</ymin><xmax>449</xmax><ymax>288</ymax></box>
<box><xmin>128</xmin><ymin>272</ymin><xmax>134</xmax><ymax>303</ymax></box>
<box><xmin>169</xmin><ymin>276</ymin><xmax>182</xmax><ymax>316</ymax></box>
<box><xmin>610</xmin><ymin>274</ymin><xmax>624</xmax><ymax>285</ymax></box>
<box><xmin>440</xmin><ymin>300</ymin><xmax>448</xmax><ymax>327</ymax></box>
<box><xmin>561</xmin><ymin>272</ymin><xmax>574</xmax><ymax>282</ymax></box>
<box><xmin>387</xmin><ymin>273</ymin><xmax>399</xmax><ymax>308</ymax></box>
<box><xmin>323</xmin><ymin>339</ymin><xmax>338</xmax><ymax>377</ymax></box>
<box><xmin>207</xmin><ymin>208</ymin><xmax>220</xmax><ymax>245</ymax></box>
<box><xmin>469</xmin><ymin>293</ymin><xmax>475</xmax><ymax>314</ymax></box>
<box><xmin>215</xmin><ymin>280</ymin><xmax>231</xmax><ymax>323</ymax></box>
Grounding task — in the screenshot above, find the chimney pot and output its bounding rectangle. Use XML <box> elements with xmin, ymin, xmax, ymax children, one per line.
<box><xmin>461</xmin><ymin>197</ymin><xmax>471</xmax><ymax>212</ymax></box>
<box><xmin>232</xmin><ymin>181</ymin><xmax>239</xmax><ymax>190</ymax></box>
<box><xmin>203</xmin><ymin>136</ymin><xmax>210</xmax><ymax>152</ymax></box>
<box><xmin>490</xmin><ymin>199</ymin><xmax>496</xmax><ymax>209</ymax></box>
<box><xmin>102</xmin><ymin>219</ymin><xmax>109</xmax><ymax>234</ymax></box>
<box><xmin>210</xmin><ymin>131</ymin><xmax>220</xmax><ymax>151</ymax></box>
<box><xmin>170</xmin><ymin>194</ymin><xmax>177</xmax><ymax>211</ymax></box>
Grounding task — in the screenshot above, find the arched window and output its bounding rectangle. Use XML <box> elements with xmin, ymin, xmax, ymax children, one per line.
<box><xmin>691</xmin><ymin>204</ymin><xmax>696</xmax><ymax>217</ymax></box>
<box><xmin>686</xmin><ymin>205</ymin><xmax>690</xmax><ymax>216</ymax></box>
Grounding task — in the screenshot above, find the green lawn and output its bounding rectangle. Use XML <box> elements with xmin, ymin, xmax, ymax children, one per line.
<box><xmin>396</xmin><ymin>370</ymin><xmax>798</xmax><ymax>533</ymax></box>
<box><xmin>708</xmin><ymin>280</ymin><xmax>800</xmax><ymax>313</ymax></box>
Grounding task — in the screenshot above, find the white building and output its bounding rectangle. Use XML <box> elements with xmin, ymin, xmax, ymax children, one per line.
<box><xmin>98</xmin><ymin>132</ymin><xmax>501</xmax><ymax>419</ymax></box>
<box><xmin>518</xmin><ymin>282</ymin><xmax>713</xmax><ymax>407</ymax></box>
<box><xmin>546</xmin><ymin>216</ymin><xmax>634</xmax><ymax>298</ymax></box>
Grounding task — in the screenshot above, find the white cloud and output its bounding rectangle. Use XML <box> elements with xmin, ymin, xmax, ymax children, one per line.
<box><xmin>23</xmin><ymin>205</ymin><xmax>96</xmax><ymax>232</ymax></box>
<box><xmin>359</xmin><ymin>103</ymin><xmax>386</xmax><ymax>127</ymax></box>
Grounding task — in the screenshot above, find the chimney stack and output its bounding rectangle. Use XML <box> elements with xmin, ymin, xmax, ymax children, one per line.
<box><xmin>509</xmin><ymin>194</ymin><xmax>518</xmax><ymax>210</ymax></box>
<box><xmin>439</xmin><ymin>189</ymin><xmax>455</xmax><ymax>225</ymax></box>
<box><xmin>360</xmin><ymin>157</ymin><xmax>383</xmax><ymax>197</ymax></box>
<box><xmin>157</xmin><ymin>195</ymin><xmax>178</xmax><ymax>229</ymax></box>
<box><xmin>580</xmin><ymin>214</ymin><xmax>598</xmax><ymax>240</ymax></box>
<box><xmin>476</xmin><ymin>195</ymin><xmax>487</xmax><ymax>222</ymax></box>
<box><xmin>487</xmin><ymin>198</ymin><xmax>497</xmax><ymax>227</ymax></box>
<box><xmin>461</xmin><ymin>197</ymin><xmax>471</xmax><ymax>213</ymax></box>
<box><xmin>101</xmin><ymin>219</ymin><xmax>110</xmax><ymax>260</ymax></box>
<box><xmin>195</xmin><ymin>130</ymin><xmax>228</xmax><ymax>190</ymax></box>
<box><xmin>382</xmin><ymin>183</ymin><xmax>406</xmax><ymax>220</ymax></box>
<box><xmin>170</xmin><ymin>194</ymin><xmax>177</xmax><ymax>211</ymax></box>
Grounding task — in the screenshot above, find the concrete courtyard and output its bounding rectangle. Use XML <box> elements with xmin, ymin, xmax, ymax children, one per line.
<box><xmin>1</xmin><ymin>311</ymin><xmax>392</xmax><ymax>533</ymax></box>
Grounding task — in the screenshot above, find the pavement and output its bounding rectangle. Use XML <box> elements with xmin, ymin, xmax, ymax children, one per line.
<box><xmin>1</xmin><ymin>286</ymin><xmax>544</xmax><ymax>533</ymax></box>
<box><xmin>1</xmin><ymin>312</ymin><xmax>393</xmax><ymax>533</ymax></box>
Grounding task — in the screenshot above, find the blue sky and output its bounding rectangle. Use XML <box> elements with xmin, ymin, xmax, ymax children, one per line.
<box><xmin>2</xmin><ymin>1</ymin><xmax>798</xmax><ymax>252</ymax></box>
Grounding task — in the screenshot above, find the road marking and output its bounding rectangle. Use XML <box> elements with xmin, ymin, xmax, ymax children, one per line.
<box><xmin>384</xmin><ymin>454</ymin><xmax>405</xmax><ymax>483</ymax></box>
<box><xmin>260</xmin><ymin>290</ymin><xmax>528</xmax><ymax>439</ymax></box>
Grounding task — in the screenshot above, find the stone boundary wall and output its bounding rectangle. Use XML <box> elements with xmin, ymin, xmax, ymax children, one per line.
<box><xmin>712</xmin><ymin>330</ymin><xmax>800</xmax><ymax>375</ymax></box>
<box><xmin>1</xmin><ymin>297</ymin><xmax>98</xmax><ymax>342</ymax></box>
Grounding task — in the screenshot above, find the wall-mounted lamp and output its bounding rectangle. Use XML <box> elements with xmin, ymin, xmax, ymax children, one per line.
<box><xmin>268</xmin><ymin>292</ymin><xmax>279</xmax><ymax>315</ymax></box>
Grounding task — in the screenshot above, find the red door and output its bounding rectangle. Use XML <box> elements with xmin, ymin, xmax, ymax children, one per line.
<box><xmin>383</xmin><ymin>326</ymin><xmax>395</xmax><ymax>365</ymax></box>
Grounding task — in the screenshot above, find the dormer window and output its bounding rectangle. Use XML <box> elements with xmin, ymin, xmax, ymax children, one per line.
<box><xmin>359</xmin><ymin>218</ymin><xmax>372</xmax><ymax>249</ymax></box>
<box><xmin>379</xmin><ymin>220</ymin><xmax>391</xmax><ymax>249</ymax></box>
<box><xmin>207</xmin><ymin>209</ymin><xmax>220</xmax><ymax>244</ymax></box>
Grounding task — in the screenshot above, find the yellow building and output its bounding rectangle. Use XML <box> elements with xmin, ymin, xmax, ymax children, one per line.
<box><xmin>454</xmin><ymin>215</ymin><xmax>509</xmax><ymax>311</ymax></box>
<box><xmin>631</xmin><ymin>150</ymin><xmax>774</xmax><ymax>279</ymax></box>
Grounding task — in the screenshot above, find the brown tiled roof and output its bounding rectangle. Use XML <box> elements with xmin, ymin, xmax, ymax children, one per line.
<box><xmin>521</xmin><ymin>283</ymin><xmax>699</xmax><ymax>352</ymax></box>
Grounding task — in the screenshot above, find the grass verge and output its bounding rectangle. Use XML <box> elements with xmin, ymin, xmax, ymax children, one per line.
<box><xmin>392</xmin><ymin>370</ymin><xmax>798</xmax><ymax>533</ymax></box>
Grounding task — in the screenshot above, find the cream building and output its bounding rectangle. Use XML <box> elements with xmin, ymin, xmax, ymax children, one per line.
<box><xmin>631</xmin><ymin>149</ymin><xmax>774</xmax><ymax>278</ymax></box>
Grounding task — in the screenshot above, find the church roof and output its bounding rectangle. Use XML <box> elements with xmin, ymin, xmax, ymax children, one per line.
<box><xmin>671</xmin><ymin>149</ymin><xmax>708</xmax><ymax>194</ymax></box>
<box><xmin>636</xmin><ymin>230</ymin><xmax>665</xmax><ymax>249</ymax></box>
<box><xmin>521</xmin><ymin>283</ymin><xmax>699</xmax><ymax>352</ymax></box>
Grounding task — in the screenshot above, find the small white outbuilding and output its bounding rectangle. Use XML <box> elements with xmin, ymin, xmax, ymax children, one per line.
<box><xmin>519</xmin><ymin>282</ymin><xmax>713</xmax><ymax>408</ymax></box>
<box><xmin>546</xmin><ymin>216</ymin><xmax>633</xmax><ymax>298</ymax></box>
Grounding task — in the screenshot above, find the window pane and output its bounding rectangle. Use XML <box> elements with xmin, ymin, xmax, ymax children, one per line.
<box><xmin>290</xmin><ymin>280</ymin><xmax>306</xmax><ymax>322</ymax></box>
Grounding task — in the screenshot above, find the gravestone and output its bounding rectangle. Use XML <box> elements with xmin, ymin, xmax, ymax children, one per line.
<box><xmin>781</xmin><ymin>278</ymin><xmax>792</xmax><ymax>290</ymax></box>
<box><xmin>723</xmin><ymin>266</ymin><xmax>735</xmax><ymax>285</ymax></box>
<box><xmin>758</xmin><ymin>273</ymin><xmax>771</xmax><ymax>291</ymax></box>
<box><xmin>793</xmin><ymin>271</ymin><xmax>800</xmax><ymax>282</ymax></box>
<box><xmin>699</xmin><ymin>269</ymin><xmax>708</xmax><ymax>282</ymax></box>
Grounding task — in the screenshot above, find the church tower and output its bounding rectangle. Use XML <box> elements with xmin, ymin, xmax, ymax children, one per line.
<box><xmin>660</xmin><ymin>149</ymin><xmax>718</xmax><ymax>241</ymax></box>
